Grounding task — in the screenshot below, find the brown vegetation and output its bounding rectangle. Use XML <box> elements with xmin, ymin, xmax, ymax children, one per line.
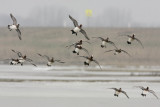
<box><xmin>0</xmin><ymin>27</ymin><xmax>160</xmax><ymax>66</ymax></box>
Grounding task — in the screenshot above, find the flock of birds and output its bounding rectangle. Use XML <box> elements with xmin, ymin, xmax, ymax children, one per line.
<box><xmin>1</xmin><ymin>13</ymin><xmax>159</xmax><ymax>99</ymax></box>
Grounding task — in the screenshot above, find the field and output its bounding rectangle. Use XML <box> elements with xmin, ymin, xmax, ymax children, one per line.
<box><xmin>0</xmin><ymin>27</ymin><xmax>160</xmax><ymax>66</ymax></box>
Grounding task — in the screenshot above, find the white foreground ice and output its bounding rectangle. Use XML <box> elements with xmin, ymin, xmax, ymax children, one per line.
<box><xmin>0</xmin><ymin>65</ymin><xmax>159</xmax><ymax>107</ymax></box>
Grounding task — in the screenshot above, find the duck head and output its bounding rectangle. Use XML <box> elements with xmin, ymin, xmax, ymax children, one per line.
<box><xmin>146</xmin><ymin>87</ymin><xmax>149</xmax><ymax>90</ymax></box>
<box><xmin>51</xmin><ymin>57</ymin><xmax>54</xmax><ymax>62</ymax></box>
<box><xmin>132</xmin><ymin>34</ymin><xmax>135</xmax><ymax>38</ymax></box>
<box><xmin>79</xmin><ymin>40</ymin><xmax>82</xmax><ymax>44</ymax></box>
<box><xmin>23</xmin><ymin>55</ymin><xmax>27</xmax><ymax>59</ymax></box>
<box><xmin>80</xmin><ymin>24</ymin><xmax>82</xmax><ymax>28</ymax></box>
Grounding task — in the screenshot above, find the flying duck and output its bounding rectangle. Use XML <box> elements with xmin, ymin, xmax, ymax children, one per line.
<box><xmin>122</xmin><ymin>34</ymin><xmax>144</xmax><ymax>48</ymax></box>
<box><xmin>79</xmin><ymin>55</ymin><xmax>102</xmax><ymax>70</ymax></box>
<box><xmin>105</xmin><ymin>47</ymin><xmax>131</xmax><ymax>56</ymax></box>
<box><xmin>0</xmin><ymin>58</ymin><xmax>20</xmax><ymax>65</ymax></box>
<box><xmin>11</xmin><ymin>49</ymin><xmax>36</xmax><ymax>66</ymax></box>
<box><xmin>92</xmin><ymin>37</ymin><xmax>116</xmax><ymax>48</ymax></box>
<box><xmin>72</xmin><ymin>45</ymin><xmax>90</xmax><ymax>55</ymax></box>
<box><xmin>109</xmin><ymin>88</ymin><xmax>129</xmax><ymax>99</ymax></box>
<box><xmin>37</xmin><ymin>54</ymin><xmax>65</xmax><ymax>66</ymax></box>
<box><xmin>66</xmin><ymin>40</ymin><xmax>90</xmax><ymax>49</ymax></box>
<box><xmin>8</xmin><ymin>13</ymin><xmax>21</xmax><ymax>40</ymax></box>
<box><xmin>10</xmin><ymin>58</ymin><xmax>20</xmax><ymax>65</ymax></box>
<box><xmin>69</xmin><ymin>15</ymin><xmax>90</xmax><ymax>40</ymax></box>
<box><xmin>134</xmin><ymin>86</ymin><xmax>159</xmax><ymax>99</ymax></box>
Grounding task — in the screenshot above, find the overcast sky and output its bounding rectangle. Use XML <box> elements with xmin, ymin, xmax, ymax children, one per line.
<box><xmin>0</xmin><ymin>0</ymin><xmax>160</xmax><ymax>27</ymax></box>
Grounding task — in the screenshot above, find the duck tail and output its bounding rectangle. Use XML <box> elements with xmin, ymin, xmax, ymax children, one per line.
<box><xmin>71</xmin><ymin>30</ymin><xmax>77</xmax><ymax>35</ymax></box>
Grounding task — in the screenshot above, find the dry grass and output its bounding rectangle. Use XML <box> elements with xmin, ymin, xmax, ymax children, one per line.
<box><xmin>0</xmin><ymin>27</ymin><xmax>160</xmax><ymax>66</ymax></box>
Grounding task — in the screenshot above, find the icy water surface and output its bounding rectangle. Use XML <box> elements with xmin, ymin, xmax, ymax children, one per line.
<box><xmin>0</xmin><ymin>65</ymin><xmax>160</xmax><ymax>107</ymax></box>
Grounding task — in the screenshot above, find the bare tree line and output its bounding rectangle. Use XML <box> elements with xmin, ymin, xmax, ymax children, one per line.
<box><xmin>0</xmin><ymin>6</ymin><xmax>153</xmax><ymax>27</ymax></box>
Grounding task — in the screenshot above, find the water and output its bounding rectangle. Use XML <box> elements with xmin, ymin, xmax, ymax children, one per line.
<box><xmin>0</xmin><ymin>65</ymin><xmax>159</xmax><ymax>107</ymax></box>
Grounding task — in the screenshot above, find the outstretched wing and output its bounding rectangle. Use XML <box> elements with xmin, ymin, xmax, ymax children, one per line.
<box><xmin>10</xmin><ymin>13</ymin><xmax>17</xmax><ymax>25</ymax></box>
<box><xmin>55</xmin><ymin>60</ymin><xmax>65</xmax><ymax>63</ymax></box>
<box><xmin>80</xmin><ymin>29</ymin><xmax>90</xmax><ymax>40</ymax></box>
<box><xmin>11</xmin><ymin>49</ymin><xmax>22</xmax><ymax>57</ymax></box>
<box><xmin>134</xmin><ymin>37</ymin><xmax>144</xmax><ymax>48</ymax></box>
<box><xmin>30</xmin><ymin>62</ymin><xmax>37</xmax><ymax>67</ymax></box>
<box><xmin>65</xmin><ymin>43</ymin><xmax>76</xmax><ymax>49</ymax></box>
<box><xmin>37</xmin><ymin>53</ymin><xmax>50</xmax><ymax>61</ymax></box>
<box><xmin>134</xmin><ymin>86</ymin><xmax>145</xmax><ymax>90</ymax></box>
<box><xmin>109</xmin><ymin>88</ymin><xmax>118</xmax><ymax>91</ymax></box>
<box><xmin>108</xmin><ymin>40</ymin><xmax>117</xmax><ymax>48</ymax></box>
<box><xmin>104</xmin><ymin>49</ymin><xmax>115</xmax><ymax>53</ymax></box>
<box><xmin>16</xmin><ymin>29</ymin><xmax>22</xmax><ymax>40</ymax></box>
<box><xmin>69</xmin><ymin>15</ymin><xmax>78</xmax><ymax>27</ymax></box>
<box><xmin>148</xmin><ymin>90</ymin><xmax>159</xmax><ymax>99</ymax></box>
<box><xmin>83</xmin><ymin>41</ymin><xmax>91</xmax><ymax>44</ymax></box>
<box><xmin>25</xmin><ymin>58</ymin><xmax>33</xmax><ymax>62</ymax></box>
<box><xmin>81</xmin><ymin>48</ymin><xmax>90</xmax><ymax>56</ymax></box>
<box><xmin>121</xmin><ymin>90</ymin><xmax>130</xmax><ymax>99</ymax></box>
<box><xmin>92</xmin><ymin>37</ymin><xmax>105</xmax><ymax>41</ymax></box>
<box><xmin>79</xmin><ymin>56</ymin><xmax>89</xmax><ymax>59</ymax></box>
<box><xmin>93</xmin><ymin>59</ymin><xmax>102</xmax><ymax>70</ymax></box>
<box><xmin>121</xmin><ymin>50</ymin><xmax>131</xmax><ymax>57</ymax></box>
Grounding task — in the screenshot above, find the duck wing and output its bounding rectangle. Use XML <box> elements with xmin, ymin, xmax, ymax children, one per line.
<box><xmin>16</xmin><ymin>29</ymin><xmax>22</xmax><ymax>40</ymax></box>
<box><xmin>104</xmin><ymin>49</ymin><xmax>115</xmax><ymax>53</ymax></box>
<box><xmin>55</xmin><ymin>60</ymin><xmax>65</xmax><ymax>63</ymax></box>
<box><xmin>11</xmin><ymin>49</ymin><xmax>22</xmax><ymax>57</ymax></box>
<box><xmin>25</xmin><ymin>58</ymin><xmax>33</xmax><ymax>62</ymax></box>
<box><xmin>92</xmin><ymin>59</ymin><xmax>102</xmax><ymax>70</ymax></box>
<box><xmin>109</xmin><ymin>88</ymin><xmax>119</xmax><ymax>91</ymax></box>
<box><xmin>10</xmin><ymin>13</ymin><xmax>17</xmax><ymax>25</ymax></box>
<box><xmin>92</xmin><ymin>37</ymin><xmax>105</xmax><ymax>41</ymax></box>
<box><xmin>69</xmin><ymin>15</ymin><xmax>78</xmax><ymax>27</ymax></box>
<box><xmin>65</xmin><ymin>43</ymin><xmax>76</xmax><ymax>49</ymax></box>
<box><xmin>134</xmin><ymin>37</ymin><xmax>144</xmax><ymax>48</ymax></box>
<box><xmin>134</xmin><ymin>86</ymin><xmax>145</xmax><ymax>90</ymax></box>
<box><xmin>79</xmin><ymin>56</ymin><xmax>89</xmax><ymax>59</ymax></box>
<box><xmin>83</xmin><ymin>41</ymin><xmax>91</xmax><ymax>44</ymax></box>
<box><xmin>121</xmin><ymin>90</ymin><xmax>129</xmax><ymax>99</ymax></box>
<box><xmin>121</xmin><ymin>50</ymin><xmax>131</xmax><ymax>57</ymax></box>
<box><xmin>148</xmin><ymin>90</ymin><xmax>159</xmax><ymax>99</ymax></box>
<box><xmin>107</xmin><ymin>40</ymin><xmax>117</xmax><ymax>48</ymax></box>
<box><xmin>81</xmin><ymin>48</ymin><xmax>90</xmax><ymax>56</ymax></box>
<box><xmin>80</xmin><ymin>29</ymin><xmax>90</xmax><ymax>40</ymax></box>
<box><xmin>37</xmin><ymin>53</ymin><xmax>50</xmax><ymax>61</ymax></box>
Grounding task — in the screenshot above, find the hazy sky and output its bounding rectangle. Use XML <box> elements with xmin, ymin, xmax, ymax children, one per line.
<box><xmin>0</xmin><ymin>0</ymin><xmax>160</xmax><ymax>27</ymax></box>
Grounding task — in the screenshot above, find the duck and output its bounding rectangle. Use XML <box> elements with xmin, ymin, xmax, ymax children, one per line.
<box><xmin>92</xmin><ymin>37</ymin><xmax>116</xmax><ymax>48</ymax></box>
<box><xmin>0</xmin><ymin>58</ymin><xmax>20</xmax><ymax>65</ymax></box>
<box><xmin>69</xmin><ymin>15</ymin><xmax>90</xmax><ymax>40</ymax></box>
<box><xmin>105</xmin><ymin>47</ymin><xmax>131</xmax><ymax>56</ymax></box>
<box><xmin>72</xmin><ymin>45</ymin><xmax>89</xmax><ymax>55</ymax></box>
<box><xmin>37</xmin><ymin>53</ymin><xmax>65</xmax><ymax>66</ymax></box>
<box><xmin>79</xmin><ymin>55</ymin><xmax>102</xmax><ymax>70</ymax></box>
<box><xmin>134</xmin><ymin>86</ymin><xmax>159</xmax><ymax>99</ymax></box>
<box><xmin>11</xmin><ymin>49</ymin><xmax>36</xmax><ymax>66</ymax></box>
<box><xmin>122</xmin><ymin>34</ymin><xmax>144</xmax><ymax>48</ymax></box>
<box><xmin>8</xmin><ymin>13</ymin><xmax>21</xmax><ymax>40</ymax></box>
<box><xmin>66</xmin><ymin>40</ymin><xmax>90</xmax><ymax>49</ymax></box>
<box><xmin>109</xmin><ymin>88</ymin><xmax>129</xmax><ymax>99</ymax></box>
<box><xmin>10</xmin><ymin>58</ymin><xmax>20</xmax><ymax>65</ymax></box>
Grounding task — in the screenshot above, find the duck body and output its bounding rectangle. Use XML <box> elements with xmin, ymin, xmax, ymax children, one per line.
<box><xmin>127</xmin><ymin>37</ymin><xmax>133</xmax><ymax>44</ymax></box>
<box><xmin>73</xmin><ymin>47</ymin><xmax>80</xmax><ymax>55</ymax></box>
<box><xmin>71</xmin><ymin>27</ymin><xmax>81</xmax><ymax>35</ymax></box>
<box><xmin>101</xmin><ymin>41</ymin><xmax>107</xmax><ymax>48</ymax></box>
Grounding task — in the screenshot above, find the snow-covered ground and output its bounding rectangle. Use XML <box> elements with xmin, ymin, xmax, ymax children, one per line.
<box><xmin>0</xmin><ymin>65</ymin><xmax>159</xmax><ymax>107</ymax></box>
